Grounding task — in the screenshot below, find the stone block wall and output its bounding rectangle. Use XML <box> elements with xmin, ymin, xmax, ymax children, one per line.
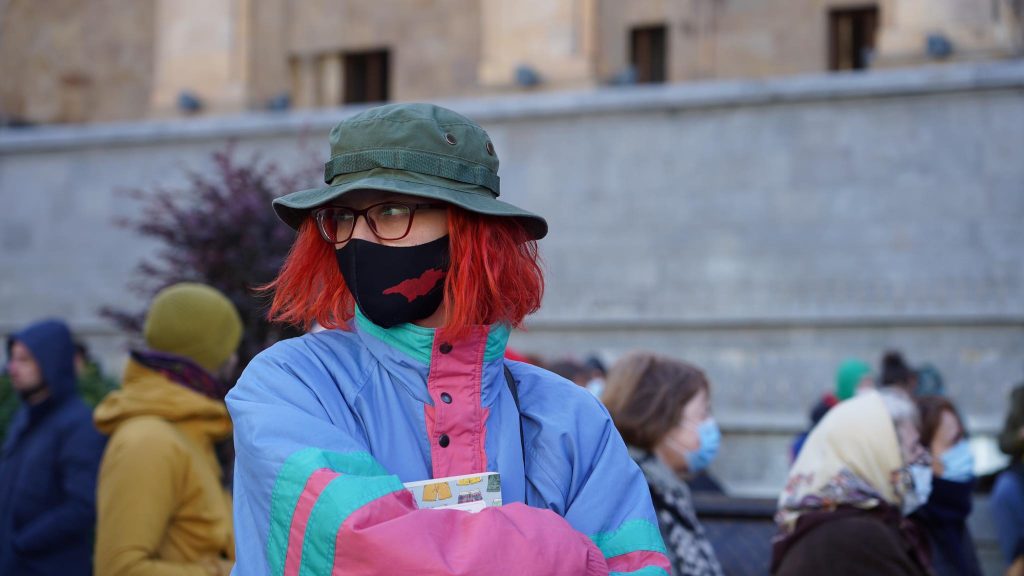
<box><xmin>2</xmin><ymin>62</ymin><xmax>1021</xmax><ymax>494</ymax></box>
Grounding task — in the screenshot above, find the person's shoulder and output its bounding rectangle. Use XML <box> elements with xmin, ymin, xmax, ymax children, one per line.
<box><xmin>780</xmin><ymin>513</ymin><xmax>912</xmax><ymax>575</ymax></box>
<box><xmin>1012</xmin><ymin>383</ymin><xmax>1024</xmax><ymax>403</ymax></box>
<box><xmin>240</xmin><ymin>329</ymin><xmax>367</xmax><ymax>384</ymax></box>
<box><xmin>53</xmin><ymin>394</ymin><xmax>92</xmax><ymax>416</ymax></box>
<box><xmin>504</xmin><ymin>360</ymin><xmax>614</xmax><ymax>441</ymax></box>
<box><xmin>506</xmin><ymin>360</ymin><xmax>606</xmax><ymax>413</ymax></box>
<box><xmin>253</xmin><ymin>329</ymin><xmax>363</xmax><ymax>366</ymax></box>
<box><xmin>105</xmin><ymin>416</ymin><xmax>183</xmax><ymax>457</ymax></box>
<box><xmin>50</xmin><ymin>396</ymin><xmax>100</xmax><ymax>432</ymax></box>
<box><xmin>231</xmin><ymin>328</ymin><xmax>373</xmax><ymax>407</ymax></box>
<box><xmin>812</xmin><ymin>514</ymin><xmax>904</xmax><ymax>553</ymax></box>
<box><xmin>820</xmin><ymin>513</ymin><xmax>891</xmax><ymax>533</ymax></box>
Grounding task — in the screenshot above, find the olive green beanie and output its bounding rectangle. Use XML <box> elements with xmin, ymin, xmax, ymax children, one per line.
<box><xmin>143</xmin><ymin>283</ymin><xmax>243</xmax><ymax>374</ymax></box>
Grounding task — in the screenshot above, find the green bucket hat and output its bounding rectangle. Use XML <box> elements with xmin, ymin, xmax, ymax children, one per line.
<box><xmin>273</xmin><ymin>103</ymin><xmax>547</xmax><ymax>240</ymax></box>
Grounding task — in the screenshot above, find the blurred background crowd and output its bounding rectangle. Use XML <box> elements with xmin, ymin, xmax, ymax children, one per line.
<box><xmin>1</xmin><ymin>1</ymin><xmax>1022</xmax><ymax>575</ymax></box>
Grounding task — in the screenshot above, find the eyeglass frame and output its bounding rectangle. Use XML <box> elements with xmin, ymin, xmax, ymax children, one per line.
<box><xmin>312</xmin><ymin>201</ymin><xmax>448</xmax><ymax>244</ymax></box>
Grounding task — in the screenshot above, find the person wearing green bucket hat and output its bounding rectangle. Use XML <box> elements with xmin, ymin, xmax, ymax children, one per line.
<box><xmin>271</xmin><ymin>103</ymin><xmax>547</xmax><ymax>240</ymax></box>
<box><xmin>227</xmin><ymin>103</ymin><xmax>669</xmax><ymax>575</ymax></box>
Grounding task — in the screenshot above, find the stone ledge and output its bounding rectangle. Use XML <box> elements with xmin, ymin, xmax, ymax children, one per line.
<box><xmin>715</xmin><ymin>413</ymin><xmax>1003</xmax><ymax>435</ymax></box>
<box><xmin>523</xmin><ymin>313</ymin><xmax>1024</xmax><ymax>331</ymax></box>
<box><xmin>2</xmin><ymin>61</ymin><xmax>1022</xmax><ymax>153</ymax></box>
<box><xmin>6</xmin><ymin>312</ymin><xmax>1020</xmax><ymax>336</ymax></box>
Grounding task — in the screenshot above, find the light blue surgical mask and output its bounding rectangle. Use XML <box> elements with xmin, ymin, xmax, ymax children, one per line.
<box><xmin>685</xmin><ymin>418</ymin><xmax>721</xmax><ymax>473</ymax></box>
<box><xmin>939</xmin><ymin>439</ymin><xmax>974</xmax><ymax>482</ymax></box>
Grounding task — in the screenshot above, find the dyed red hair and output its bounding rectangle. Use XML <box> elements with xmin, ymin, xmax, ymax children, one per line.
<box><xmin>263</xmin><ymin>206</ymin><xmax>544</xmax><ymax>339</ymax></box>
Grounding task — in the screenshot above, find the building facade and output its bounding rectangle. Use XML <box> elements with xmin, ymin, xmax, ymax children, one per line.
<box><xmin>1</xmin><ymin>0</ymin><xmax>1021</xmax><ymax>124</ymax></box>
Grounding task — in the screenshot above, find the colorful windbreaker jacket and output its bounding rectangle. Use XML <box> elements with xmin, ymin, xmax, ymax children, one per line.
<box><xmin>227</xmin><ymin>310</ymin><xmax>670</xmax><ymax>575</ymax></box>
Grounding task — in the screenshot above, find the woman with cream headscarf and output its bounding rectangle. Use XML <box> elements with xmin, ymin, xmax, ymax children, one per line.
<box><xmin>771</xmin><ymin>389</ymin><xmax>933</xmax><ymax>576</ymax></box>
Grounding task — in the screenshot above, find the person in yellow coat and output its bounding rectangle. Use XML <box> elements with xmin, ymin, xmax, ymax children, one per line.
<box><xmin>93</xmin><ymin>283</ymin><xmax>242</xmax><ymax>576</ymax></box>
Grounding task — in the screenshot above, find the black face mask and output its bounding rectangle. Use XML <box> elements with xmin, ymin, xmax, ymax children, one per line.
<box><xmin>336</xmin><ymin>236</ymin><xmax>450</xmax><ymax>328</ymax></box>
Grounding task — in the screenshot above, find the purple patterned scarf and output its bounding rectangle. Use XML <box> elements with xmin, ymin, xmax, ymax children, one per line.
<box><xmin>131</xmin><ymin>349</ymin><xmax>230</xmax><ymax>401</ymax></box>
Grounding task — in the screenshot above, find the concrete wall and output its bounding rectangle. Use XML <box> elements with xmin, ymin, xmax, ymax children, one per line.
<box><xmin>2</xmin><ymin>62</ymin><xmax>1022</xmax><ymax>495</ymax></box>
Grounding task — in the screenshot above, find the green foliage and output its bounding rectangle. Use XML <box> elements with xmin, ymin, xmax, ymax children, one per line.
<box><xmin>0</xmin><ymin>376</ymin><xmax>17</xmax><ymax>445</ymax></box>
<box><xmin>77</xmin><ymin>361</ymin><xmax>120</xmax><ymax>408</ymax></box>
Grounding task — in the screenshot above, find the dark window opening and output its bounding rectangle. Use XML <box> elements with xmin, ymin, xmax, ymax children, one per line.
<box><xmin>829</xmin><ymin>6</ymin><xmax>879</xmax><ymax>71</ymax></box>
<box><xmin>344</xmin><ymin>49</ymin><xmax>390</xmax><ymax>104</ymax></box>
<box><xmin>630</xmin><ymin>25</ymin><xmax>667</xmax><ymax>84</ymax></box>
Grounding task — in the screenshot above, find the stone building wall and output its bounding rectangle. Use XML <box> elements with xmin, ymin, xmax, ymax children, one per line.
<box><xmin>1</xmin><ymin>62</ymin><xmax>1021</xmax><ymax>495</ymax></box>
<box><xmin>0</xmin><ymin>0</ymin><xmax>156</xmax><ymax>124</ymax></box>
<box><xmin>2</xmin><ymin>0</ymin><xmax>1020</xmax><ymax>124</ymax></box>
<box><xmin>282</xmin><ymin>0</ymin><xmax>482</xmax><ymax>103</ymax></box>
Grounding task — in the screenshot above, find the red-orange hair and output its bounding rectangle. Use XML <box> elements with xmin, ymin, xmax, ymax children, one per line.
<box><xmin>263</xmin><ymin>206</ymin><xmax>544</xmax><ymax>339</ymax></box>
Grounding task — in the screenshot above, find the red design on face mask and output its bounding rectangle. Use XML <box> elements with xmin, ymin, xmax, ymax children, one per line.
<box><xmin>383</xmin><ymin>268</ymin><xmax>445</xmax><ymax>302</ymax></box>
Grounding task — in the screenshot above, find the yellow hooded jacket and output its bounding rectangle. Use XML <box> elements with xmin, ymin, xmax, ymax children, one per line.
<box><xmin>93</xmin><ymin>358</ymin><xmax>234</xmax><ymax>576</ymax></box>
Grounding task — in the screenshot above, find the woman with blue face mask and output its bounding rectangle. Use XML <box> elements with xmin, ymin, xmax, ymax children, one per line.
<box><xmin>910</xmin><ymin>395</ymin><xmax>983</xmax><ymax>576</ymax></box>
<box><xmin>602</xmin><ymin>352</ymin><xmax>724</xmax><ymax>576</ymax></box>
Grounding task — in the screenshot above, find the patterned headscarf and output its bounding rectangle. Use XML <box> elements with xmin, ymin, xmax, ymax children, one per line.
<box><xmin>776</xmin><ymin>390</ymin><xmax>908</xmax><ymax>532</ymax></box>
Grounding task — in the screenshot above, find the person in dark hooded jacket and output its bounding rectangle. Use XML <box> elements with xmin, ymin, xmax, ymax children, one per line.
<box><xmin>0</xmin><ymin>319</ymin><xmax>106</xmax><ymax>575</ymax></box>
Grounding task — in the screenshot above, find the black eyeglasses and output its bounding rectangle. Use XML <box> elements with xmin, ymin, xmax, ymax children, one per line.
<box><xmin>312</xmin><ymin>201</ymin><xmax>447</xmax><ymax>244</ymax></box>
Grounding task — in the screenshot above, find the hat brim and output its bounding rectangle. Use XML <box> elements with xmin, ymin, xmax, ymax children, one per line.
<box><xmin>273</xmin><ymin>168</ymin><xmax>547</xmax><ymax>240</ymax></box>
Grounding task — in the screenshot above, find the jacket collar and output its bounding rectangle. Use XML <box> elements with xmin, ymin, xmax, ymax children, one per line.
<box><xmin>352</xmin><ymin>308</ymin><xmax>511</xmax><ymax>408</ymax></box>
<box><xmin>352</xmin><ymin>307</ymin><xmax>509</xmax><ymax>365</ymax></box>
<box><xmin>93</xmin><ymin>358</ymin><xmax>231</xmax><ymax>443</ymax></box>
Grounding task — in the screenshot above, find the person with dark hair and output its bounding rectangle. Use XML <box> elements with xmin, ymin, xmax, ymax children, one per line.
<box><xmin>789</xmin><ymin>393</ymin><xmax>839</xmax><ymax>463</ymax></box>
<box><xmin>880</xmin><ymin>350</ymin><xmax>918</xmax><ymax>396</ymax></box>
<box><xmin>582</xmin><ymin>355</ymin><xmax>608</xmax><ymax>398</ymax></box>
<box><xmin>999</xmin><ymin>383</ymin><xmax>1024</xmax><ymax>462</ymax></box>
<box><xmin>0</xmin><ymin>319</ymin><xmax>106</xmax><ymax>575</ymax></box>
<box><xmin>910</xmin><ymin>395</ymin><xmax>982</xmax><ymax>576</ymax></box>
<box><xmin>602</xmin><ymin>351</ymin><xmax>724</xmax><ymax>576</ymax></box>
<box><xmin>227</xmin><ymin>103</ymin><xmax>668</xmax><ymax>575</ymax></box>
<box><xmin>993</xmin><ymin>382</ymin><xmax>1024</xmax><ymax>573</ymax></box>
<box><xmin>546</xmin><ymin>358</ymin><xmax>589</xmax><ymax>387</ymax></box>
<box><xmin>94</xmin><ymin>283</ymin><xmax>243</xmax><ymax>575</ymax></box>
<box><xmin>914</xmin><ymin>364</ymin><xmax>945</xmax><ymax>396</ymax></box>
<box><xmin>771</xmin><ymin>390</ymin><xmax>933</xmax><ymax>576</ymax></box>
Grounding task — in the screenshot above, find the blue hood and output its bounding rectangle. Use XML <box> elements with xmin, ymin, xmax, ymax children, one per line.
<box><xmin>7</xmin><ymin>319</ymin><xmax>77</xmax><ymax>402</ymax></box>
